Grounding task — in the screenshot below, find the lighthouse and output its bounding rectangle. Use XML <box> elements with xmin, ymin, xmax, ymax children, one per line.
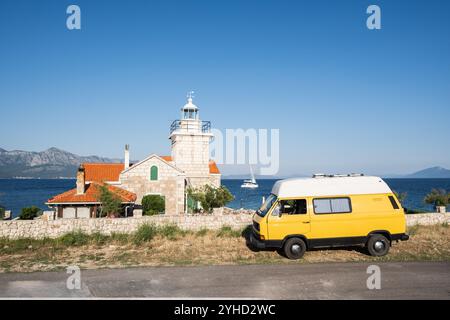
<box><xmin>169</xmin><ymin>92</ymin><xmax>217</xmax><ymax>187</ymax></box>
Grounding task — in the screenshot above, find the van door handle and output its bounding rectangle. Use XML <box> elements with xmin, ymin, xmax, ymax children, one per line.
<box><xmin>302</xmin><ymin>221</ymin><xmax>310</xmax><ymax>224</ymax></box>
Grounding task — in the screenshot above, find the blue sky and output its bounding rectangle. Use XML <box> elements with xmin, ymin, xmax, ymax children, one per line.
<box><xmin>0</xmin><ymin>0</ymin><xmax>449</xmax><ymax>176</ymax></box>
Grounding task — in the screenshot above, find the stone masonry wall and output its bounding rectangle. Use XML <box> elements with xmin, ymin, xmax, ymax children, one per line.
<box><xmin>0</xmin><ymin>212</ymin><xmax>448</xmax><ymax>240</ymax></box>
<box><xmin>119</xmin><ymin>156</ymin><xmax>185</xmax><ymax>214</ymax></box>
<box><xmin>0</xmin><ymin>213</ymin><xmax>253</xmax><ymax>240</ymax></box>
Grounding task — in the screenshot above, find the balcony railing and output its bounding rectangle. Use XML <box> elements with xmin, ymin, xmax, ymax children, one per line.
<box><xmin>170</xmin><ymin>120</ymin><xmax>211</xmax><ymax>135</ymax></box>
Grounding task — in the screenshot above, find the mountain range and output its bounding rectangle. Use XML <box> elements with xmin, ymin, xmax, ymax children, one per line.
<box><xmin>1</xmin><ymin>147</ymin><xmax>449</xmax><ymax>179</ymax></box>
<box><xmin>0</xmin><ymin>147</ymin><xmax>120</xmax><ymax>178</ymax></box>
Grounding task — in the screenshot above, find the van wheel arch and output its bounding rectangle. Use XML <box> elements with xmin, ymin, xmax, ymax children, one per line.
<box><xmin>367</xmin><ymin>230</ymin><xmax>392</xmax><ymax>243</ymax></box>
<box><xmin>282</xmin><ymin>235</ymin><xmax>309</xmax><ymax>249</ymax></box>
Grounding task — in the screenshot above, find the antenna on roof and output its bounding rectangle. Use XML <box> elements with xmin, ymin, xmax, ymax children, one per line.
<box><xmin>313</xmin><ymin>173</ymin><xmax>365</xmax><ymax>178</ymax></box>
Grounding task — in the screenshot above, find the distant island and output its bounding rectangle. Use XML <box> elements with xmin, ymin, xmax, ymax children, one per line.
<box><xmin>1</xmin><ymin>147</ymin><xmax>449</xmax><ymax>179</ymax></box>
<box><xmin>402</xmin><ymin>166</ymin><xmax>450</xmax><ymax>178</ymax></box>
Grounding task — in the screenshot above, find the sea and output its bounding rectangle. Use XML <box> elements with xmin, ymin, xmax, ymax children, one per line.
<box><xmin>0</xmin><ymin>178</ymin><xmax>449</xmax><ymax>218</ymax></box>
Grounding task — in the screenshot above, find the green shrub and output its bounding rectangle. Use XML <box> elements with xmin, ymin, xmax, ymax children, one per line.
<box><xmin>142</xmin><ymin>195</ymin><xmax>165</xmax><ymax>215</ymax></box>
<box><xmin>195</xmin><ymin>228</ymin><xmax>209</xmax><ymax>237</ymax></box>
<box><xmin>110</xmin><ymin>232</ymin><xmax>131</xmax><ymax>244</ymax></box>
<box><xmin>19</xmin><ymin>206</ymin><xmax>42</xmax><ymax>220</ymax></box>
<box><xmin>134</xmin><ymin>223</ymin><xmax>157</xmax><ymax>244</ymax></box>
<box><xmin>216</xmin><ymin>226</ymin><xmax>241</xmax><ymax>238</ymax></box>
<box><xmin>393</xmin><ymin>190</ymin><xmax>407</xmax><ymax>204</ymax></box>
<box><xmin>91</xmin><ymin>232</ymin><xmax>109</xmax><ymax>245</ymax></box>
<box><xmin>187</xmin><ymin>185</ymin><xmax>234</xmax><ymax>213</ymax></box>
<box><xmin>424</xmin><ymin>189</ymin><xmax>449</xmax><ymax>207</ymax></box>
<box><xmin>97</xmin><ymin>185</ymin><xmax>122</xmax><ymax>218</ymax></box>
<box><xmin>0</xmin><ymin>206</ymin><xmax>5</xmax><ymax>219</ymax></box>
<box><xmin>58</xmin><ymin>230</ymin><xmax>89</xmax><ymax>246</ymax></box>
<box><xmin>159</xmin><ymin>224</ymin><xmax>185</xmax><ymax>240</ymax></box>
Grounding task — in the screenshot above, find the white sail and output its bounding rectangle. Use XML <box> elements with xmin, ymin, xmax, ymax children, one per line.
<box><xmin>241</xmin><ymin>165</ymin><xmax>258</xmax><ymax>188</ymax></box>
<box><xmin>250</xmin><ymin>166</ymin><xmax>256</xmax><ymax>184</ymax></box>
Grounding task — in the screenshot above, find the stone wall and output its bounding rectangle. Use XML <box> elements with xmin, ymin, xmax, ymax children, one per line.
<box><xmin>406</xmin><ymin>213</ymin><xmax>450</xmax><ymax>226</ymax></box>
<box><xmin>0</xmin><ymin>213</ymin><xmax>253</xmax><ymax>240</ymax></box>
<box><xmin>0</xmin><ymin>212</ymin><xmax>448</xmax><ymax>240</ymax></box>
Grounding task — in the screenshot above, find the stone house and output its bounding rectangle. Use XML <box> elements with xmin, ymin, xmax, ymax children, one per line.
<box><xmin>47</xmin><ymin>94</ymin><xmax>221</xmax><ymax>217</ymax></box>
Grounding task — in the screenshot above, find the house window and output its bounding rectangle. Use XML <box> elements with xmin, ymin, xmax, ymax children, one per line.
<box><xmin>150</xmin><ymin>166</ymin><xmax>158</xmax><ymax>181</ymax></box>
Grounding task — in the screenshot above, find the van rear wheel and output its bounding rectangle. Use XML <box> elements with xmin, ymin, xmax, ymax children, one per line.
<box><xmin>283</xmin><ymin>238</ymin><xmax>306</xmax><ymax>259</ymax></box>
<box><xmin>367</xmin><ymin>234</ymin><xmax>390</xmax><ymax>256</ymax></box>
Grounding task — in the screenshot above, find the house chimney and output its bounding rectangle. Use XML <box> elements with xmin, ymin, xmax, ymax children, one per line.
<box><xmin>124</xmin><ymin>144</ymin><xmax>130</xmax><ymax>169</ymax></box>
<box><xmin>76</xmin><ymin>165</ymin><xmax>85</xmax><ymax>195</ymax></box>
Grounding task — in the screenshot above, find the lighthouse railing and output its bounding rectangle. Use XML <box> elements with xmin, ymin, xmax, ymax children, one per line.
<box><xmin>170</xmin><ymin>120</ymin><xmax>211</xmax><ymax>135</ymax></box>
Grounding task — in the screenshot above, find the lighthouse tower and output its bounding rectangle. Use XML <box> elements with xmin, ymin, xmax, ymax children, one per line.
<box><xmin>169</xmin><ymin>92</ymin><xmax>215</xmax><ymax>187</ymax></box>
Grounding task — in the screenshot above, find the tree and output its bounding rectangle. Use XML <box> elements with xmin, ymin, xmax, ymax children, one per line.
<box><xmin>142</xmin><ymin>195</ymin><xmax>165</xmax><ymax>215</ymax></box>
<box><xmin>393</xmin><ymin>190</ymin><xmax>407</xmax><ymax>204</ymax></box>
<box><xmin>19</xmin><ymin>206</ymin><xmax>42</xmax><ymax>220</ymax></box>
<box><xmin>97</xmin><ymin>185</ymin><xmax>122</xmax><ymax>218</ymax></box>
<box><xmin>187</xmin><ymin>185</ymin><xmax>234</xmax><ymax>213</ymax></box>
<box><xmin>424</xmin><ymin>189</ymin><xmax>450</xmax><ymax>208</ymax></box>
<box><xmin>0</xmin><ymin>192</ymin><xmax>4</xmax><ymax>219</ymax></box>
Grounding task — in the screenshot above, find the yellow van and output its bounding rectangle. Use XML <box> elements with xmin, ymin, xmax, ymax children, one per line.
<box><xmin>250</xmin><ymin>174</ymin><xmax>409</xmax><ymax>259</ymax></box>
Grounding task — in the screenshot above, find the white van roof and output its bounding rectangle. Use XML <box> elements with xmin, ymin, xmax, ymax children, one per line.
<box><xmin>271</xmin><ymin>176</ymin><xmax>393</xmax><ymax>198</ymax></box>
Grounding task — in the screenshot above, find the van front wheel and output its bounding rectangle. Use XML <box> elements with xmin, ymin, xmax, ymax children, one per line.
<box><xmin>283</xmin><ymin>238</ymin><xmax>306</xmax><ymax>259</ymax></box>
<box><xmin>367</xmin><ymin>234</ymin><xmax>390</xmax><ymax>256</ymax></box>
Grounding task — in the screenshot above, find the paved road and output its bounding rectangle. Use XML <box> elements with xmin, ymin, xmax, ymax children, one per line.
<box><xmin>0</xmin><ymin>262</ymin><xmax>449</xmax><ymax>299</ymax></box>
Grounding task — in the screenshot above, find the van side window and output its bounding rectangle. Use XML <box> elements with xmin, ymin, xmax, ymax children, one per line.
<box><xmin>280</xmin><ymin>199</ymin><xmax>307</xmax><ymax>215</ymax></box>
<box><xmin>313</xmin><ymin>198</ymin><xmax>352</xmax><ymax>214</ymax></box>
<box><xmin>388</xmin><ymin>195</ymin><xmax>400</xmax><ymax>209</ymax></box>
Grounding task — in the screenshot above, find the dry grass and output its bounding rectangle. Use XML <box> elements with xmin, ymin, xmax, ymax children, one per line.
<box><xmin>0</xmin><ymin>224</ymin><xmax>449</xmax><ymax>273</ymax></box>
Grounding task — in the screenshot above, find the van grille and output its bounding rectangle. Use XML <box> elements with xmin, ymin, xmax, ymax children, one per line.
<box><xmin>253</xmin><ymin>221</ymin><xmax>260</xmax><ymax>232</ymax></box>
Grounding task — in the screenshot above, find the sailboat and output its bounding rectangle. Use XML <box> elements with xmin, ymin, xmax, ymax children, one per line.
<box><xmin>241</xmin><ymin>166</ymin><xmax>259</xmax><ymax>188</ymax></box>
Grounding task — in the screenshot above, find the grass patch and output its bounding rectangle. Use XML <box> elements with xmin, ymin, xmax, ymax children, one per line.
<box><xmin>195</xmin><ymin>228</ymin><xmax>209</xmax><ymax>237</ymax></box>
<box><xmin>216</xmin><ymin>226</ymin><xmax>242</xmax><ymax>238</ymax></box>
<box><xmin>133</xmin><ymin>223</ymin><xmax>158</xmax><ymax>245</ymax></box>
<box><xmin>158</xmin><ymin>224</ymin><xmax>187</xmax><ymax>240</ymax></box>
<box><xmin>110</xmin><ymin>232</ymin><xmax>131</xmax><ymax>244</ymax></box>
<box><xmin>1</xmin><ymin>224</ymin><xmax>449</xmax><ymax>273</ymax></box>
<box><xmin>91</xmin><ymin>232</ymin><xmax>109</xmax><ymax>245</ymax></box>
<box><xmin>407</xmin><ymin>224</ymin><xmax>421</xmax><ymax>236</ymax></box>
<box><xmin>58</xmin><ymin>230</ymin><xmax>90</xmax><ymax>246</ymax></box>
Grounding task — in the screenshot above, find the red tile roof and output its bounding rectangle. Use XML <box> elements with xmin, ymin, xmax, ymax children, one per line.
<box><xmin>209</xmin><ymin>160</ymin><xmax>220</xmax><ymax>174</ymax></box>
<box><xmin>83</xmin><ymin>163</ymin><xmax>124</xmax><ymax>182</ymax></box>
<box><xmin>47</xmin><ymin>182</ymin><xmax>136</xmax><ymax>204</ymax></box>
<box><xmin>80</xmin><ymin>157</ymin><xmax>219</xmax><ymax>183</ymax></box>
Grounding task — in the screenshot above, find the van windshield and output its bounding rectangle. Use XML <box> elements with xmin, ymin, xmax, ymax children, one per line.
<box><xmin>256</xmin><ymin>194</ymin><xmax>277</xmax><ymax>217</ymax></box>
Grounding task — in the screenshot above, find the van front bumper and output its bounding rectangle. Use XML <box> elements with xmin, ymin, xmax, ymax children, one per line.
<box><xmin>249</xmin><ymin>231</ymin><xmax>266</xmax><ymax>249</ymax></box>
<box><xmin>249</xmin><ymin>231</ymin><xmax>283</xmax><ymax>250</ymax></box>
